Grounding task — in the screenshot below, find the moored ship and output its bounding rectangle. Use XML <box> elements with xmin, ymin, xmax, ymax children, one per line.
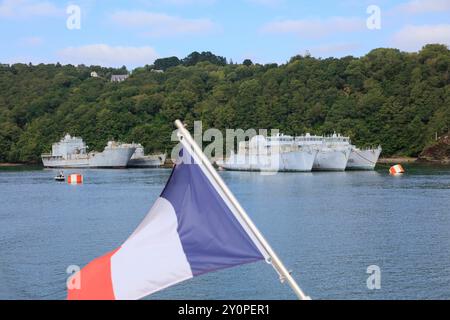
<box><xmin>296</xmin><ymin>133</ymin><xmax>351</xmax><ymax>171</ymax></box>
<box><xmin>218</xmin><ymin>132</ymin><xmax>381</xmax><ymax>173</ymax></box>
<box><xmin>347</xmin><ymin>146</ymin><xmax>382</xmax><ymax>170</ymax></box>
<box><xmin>41</xmin><ymin>134</ymin><xmax>136</xmax><ymax>168</ymax></box>
<box><xmin>217</xmin><ymin>135</ymin><xmax>318</xmax><ymax>172</ymax></box>
<box><xmin>321</xmin><ymin>133</ymin><xmax>382</xmax><ymax>170</ymax></box>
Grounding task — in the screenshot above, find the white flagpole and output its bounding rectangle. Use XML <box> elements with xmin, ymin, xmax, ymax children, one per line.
<box><xmin>174</xmin><ymin>120</ymin><xmax>311</xmax><ymax>301</ymax></box>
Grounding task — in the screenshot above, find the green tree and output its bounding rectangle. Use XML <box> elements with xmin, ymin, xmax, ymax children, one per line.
<box><xmin>154</xmin><ymin>57</ymin><xmax>181</xmax><ymax>71</ymax></box>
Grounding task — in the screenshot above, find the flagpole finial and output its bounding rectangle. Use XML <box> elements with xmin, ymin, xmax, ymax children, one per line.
<box><xmin>175</xmin><ymin>119</ymin><xmax>185</xmax><ymax>128</ymax></box>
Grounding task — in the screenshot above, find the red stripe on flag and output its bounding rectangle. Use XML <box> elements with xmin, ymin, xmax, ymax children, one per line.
<box><xmin>67</xmin><ymin>248</ymin><xmax>120</xmax><ymax>300</ymax></box>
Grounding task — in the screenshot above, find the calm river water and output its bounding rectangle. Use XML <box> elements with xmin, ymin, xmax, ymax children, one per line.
<box><xmin>0</xmin><ymin>164</ymin><xmax>449</xmax><ymax>300</ymax></box>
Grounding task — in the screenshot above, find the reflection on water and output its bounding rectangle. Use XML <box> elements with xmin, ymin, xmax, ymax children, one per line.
<box><xmin>0</xmin><ymin>165</ymin><xmax>449</xmax><ymax>300</ymax></box>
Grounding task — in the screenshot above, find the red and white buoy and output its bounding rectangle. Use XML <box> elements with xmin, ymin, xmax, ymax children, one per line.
<box><xmin>389</xmin><ymin>164</ymin><xmax>405</xmax><ymax>176</ymax></box>
<box><xmin>68</xmin><ymin>174</ymin><xmax>83</xmax><ymax>185</ymax></box>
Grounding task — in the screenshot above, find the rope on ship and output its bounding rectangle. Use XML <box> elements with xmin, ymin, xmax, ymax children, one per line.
<box><xmin>352</xmin><ymin>149</ymin><xmax>392</xmax><ymax>168</ymax></box>
<box><xmin>352</xmin><ymin>149</ymin><xmax>378</xmax><ymax>165</ymax></box>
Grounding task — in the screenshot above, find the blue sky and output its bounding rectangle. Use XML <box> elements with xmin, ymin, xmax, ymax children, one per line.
<box><xmin>1</xmin><ymin>0</ymin><xmax>449</xmax><ymax>68</ymax></box>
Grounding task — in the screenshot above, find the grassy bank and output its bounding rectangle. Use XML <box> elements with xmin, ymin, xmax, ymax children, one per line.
<box><xmin>378</xmin><ymin>157</ymin><xmax>418</xmax><ymax>164</ymax></box>
<box><xmin>0</xmin><ymin>163</ymin><xmax>25</xmax><ymax>167</ymax></box>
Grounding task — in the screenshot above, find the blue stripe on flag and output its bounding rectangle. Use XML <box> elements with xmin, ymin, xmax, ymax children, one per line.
<box><xmin>161</xmin><ymin>149</ymin><xmax>264</xmax><ymax>276</ymax></box>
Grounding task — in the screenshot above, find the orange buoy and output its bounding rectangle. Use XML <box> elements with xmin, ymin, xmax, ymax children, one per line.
<box><xmin>68</xmin><ymin>174</ymin><xmax>83</xmax><ymax>185</ymax></box>
<box><xmin>389</xmin><ymin>164</ymin><xmax>405</xmax><ymax>176</ymax></box>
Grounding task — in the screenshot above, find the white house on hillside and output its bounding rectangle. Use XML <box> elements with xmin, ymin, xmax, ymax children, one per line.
<box><xmin>111</xmin><ymin>74</ymin><xmax>129</xmax><ymax>82</ymax></box>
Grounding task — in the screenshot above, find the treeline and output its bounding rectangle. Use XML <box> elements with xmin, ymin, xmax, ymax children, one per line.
<box><xmin>0</xmin><ymin>46</ymin><xmax>449</xmax><ymax>163</ymax></box>
<box><xmin>154</xmin><ymin>51</ymin><xmax>227</xmax><ymax>71</ymax></box>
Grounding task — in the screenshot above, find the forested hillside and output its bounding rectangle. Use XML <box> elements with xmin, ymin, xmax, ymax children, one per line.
<box><xmin>0</xmin><ymin>45</ymin><xmax>449</xmax><ymax>163</ymax></box>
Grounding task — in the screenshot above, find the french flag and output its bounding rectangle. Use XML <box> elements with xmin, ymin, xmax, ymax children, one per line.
<box><xmin>67</xmin><ymin>146</ymin><xmax>270</xmax><ymax>300</ymax></box>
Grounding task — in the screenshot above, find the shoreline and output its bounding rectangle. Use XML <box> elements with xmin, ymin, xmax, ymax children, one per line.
<box><xmin>378</xmin><ymin>157</ymin><xmax>418</xmax><ymax>164</ymax></box>
<box><xmin>0</xmin><ymin>163</ymin><xmax>25</xmax><ymax>167</ymax></box>
<box><xmin>378</xmin><ymin>157</ymin><xmax>450</xmax><ymax>165</ymax></box>
<box><xmin>1</xmin><ymin>157</ymin><xmax>449</xmax><ymax>168</ymax></box>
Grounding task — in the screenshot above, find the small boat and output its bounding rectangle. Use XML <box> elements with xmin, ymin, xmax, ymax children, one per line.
<box><xmin>54</xmin><ymin>171</ymin><xmax>65</xmax><ymax>181</ymax></box>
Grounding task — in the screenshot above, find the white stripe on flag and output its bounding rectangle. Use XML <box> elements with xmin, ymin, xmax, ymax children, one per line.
<box><xmin>111</xmin><ymin>197</ymin><xmax>193</xmax><ymax>300</ymax></box>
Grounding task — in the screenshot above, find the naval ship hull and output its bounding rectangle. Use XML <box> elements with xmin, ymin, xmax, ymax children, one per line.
<box><xmin>42</xmin><ymin>147</ymin><xmax>136</xmax><ymax>168</ymax></box>
<box><xmin>312</xmin><ymin>148</ymin><xmax>351</xmax><ymax>171</ymax></box>
<box><xmin>128</xmin><ymin>154</ymin><xmax>167</xmax><ymax>168</ymax></box>
<box><xmin>218</xmin><ymin>149</ymin><xmax>318</xmax><ymax>172</ymax></box>
<box><xmin>346</xmin><ymin>147</ymin><xmax>382</xmax><ymax>170</ymax></box>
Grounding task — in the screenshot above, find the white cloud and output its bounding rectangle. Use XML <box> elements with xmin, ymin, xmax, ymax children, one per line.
<box><xmin>308</xmin><ymin>43</ymin><xmax>361</xmax><ymax>57</ymax></box>
<box><xmin>19</xmin><ymin>36</ymin><xmax>44</xmax><ymax>46</ymax></box>
<box><xmin>2</xmin><ymin>55</ymin><xmax>51</xmax><ymax>65</ymax></box>
<box><xmin>0</xmin><ymin>0</ymin><xmax>61</xmax><ymax>18</ymax></box>
<box><xmin>395</xmin><ymin>0</ymin><xmax>450</xmax><ymax>14</ymax></box>
<box><xmin>159</xmin><ymin>0</ymin><xmax>215</xmax><ymax>4</ymax></box>
<box><xmin>57</xmin><ymin>44</ymin><xmax>159</xmax><ymax>67</ymax></box>
<box><xmin>391</xmin><ymin>24</ymin><xmax>450</xmax><ymax>51</ymax></box>
<box><xmin>138</xmin><ymin>0</ymin><xmax>215</xmax><ymax>5</ymax></box>
<box><xmin>246</xmin><ymin>0</ymin><xmax>283</xmax><ymax>6</ymax></box>
<box><xmin>261</xmin><ymin>17</ymin><xmax>365</xmax><ymax>38</ymax></box>
<box><xmin>110</xmin><ymin>10</ymin><xmax>218</xmax><ymax>37</ymax></box>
